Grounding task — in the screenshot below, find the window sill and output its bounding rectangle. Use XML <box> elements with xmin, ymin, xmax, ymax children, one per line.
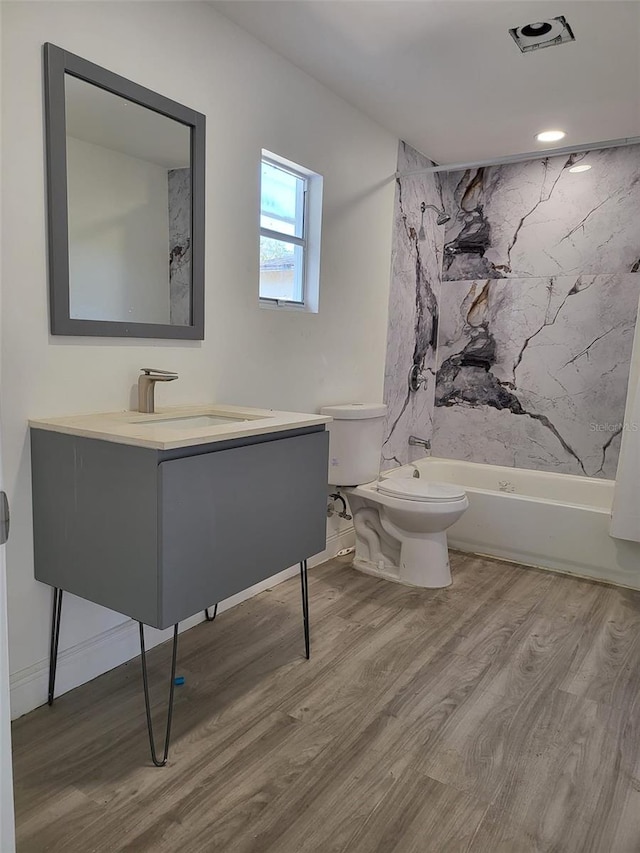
<box><xmin>259</xmin><ymin>299</ymin><xmax>317</xmax><ymax>314</ymax></box>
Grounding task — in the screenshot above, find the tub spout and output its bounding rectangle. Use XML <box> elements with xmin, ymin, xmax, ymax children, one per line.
<box><xmin>408</xmin><ymin>436</ymin><xmax>431</xmax><ymax>453</ymax></box>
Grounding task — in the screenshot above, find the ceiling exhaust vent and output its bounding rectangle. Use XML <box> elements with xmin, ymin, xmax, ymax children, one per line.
<box><xmin>509</xmin><ymin>16</ymin><xmax>575</xmax><ymax>53</ymax></box>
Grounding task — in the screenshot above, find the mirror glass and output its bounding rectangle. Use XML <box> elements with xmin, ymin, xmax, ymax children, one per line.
<box><xmin>64</xmin><ymin>76</ymin><xmax>192</xmax><ymax>326</ymax></box>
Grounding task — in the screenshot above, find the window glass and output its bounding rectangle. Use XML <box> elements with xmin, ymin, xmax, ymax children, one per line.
<box><xmin>259</xmin><ymin>236</ymin><xmax>303</xmax><ymax>302</ymax></box>
<box><xmin>260</xmin><ymin>161</ymin><xmax>304</xmax><ymax>239</ymax></box>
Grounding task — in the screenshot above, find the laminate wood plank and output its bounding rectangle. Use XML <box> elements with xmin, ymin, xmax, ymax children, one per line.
<box><xmin>381</xmin><ymin>651</ymin><xmax>494</xmax><ymax>730</ymax></box>
<box><xmin>404</xmin><ymin>681</ymin><xmax>640</xmax><ymax>852</ymax></box>
<box><xmin>560</xmin><ymin>586</ymin><xmax>640</xmax><ymax>709</ymax></box>
<box><xmin>438</xmin><ymin>595</ymin><xmax>541</xmax><ymax>662</ymax></box>
<box><xmin>470</xmin><ymin>591</ymin><xmax>600</xmax><ymax>704</ymax></box>
<box><xmin>412</xmin><ymin>684</ymin><xmax>570</xmax><ymax>800</ymax></box>
<box><xmin>14</xmin><ymin>784</ymin><xmax>106</xmax><ymax>853</ymax></box>
<box><xmin>221</xmin><ymin>713</ymin><xmax>409</xmax><ymax>853</ymax></box>
<box><xmin>283</xmin><ymin>596</ymin><xmax>490</xmax><ymax>730</ymax></box>
<box><xmin>466</xmin><ymin>808</ymin><xmax>551</xmax><ymax>852</ymax></box>
<box><xmin>196</xmin><ymin>725</ymin><xmax>400</xmax><ymax>853</ymax></box>
<box><xmin>306</xmin><ymin>567</ymin><xmax>434</xmax><ymax>630</ymax></box>
<box><xmin>536</xmin><ymin>570</ymin><xmax>608</xmax><ymax>620</ymax></box>
<box><xmin>471</xmin><ymin>689</ymin><xmax>640</xmax><ymax>853</ymax></box>
<box><xmin>76</xmin><ymin>712</ymin><xmax>338</xmax><ymax>853</ymax></box>
<box><xmin>346</xmin><ymin>771</ymin><xmax>489</xmax><ymax>853</ymax></box>
<box><xmin>14</xmin><ymin>591</ymin><xmax>351</xmax><ymax>779</ymax></box>
<box><xmin>433</xmin><ymin>553</ymin><xmax>552</xmax><ymax>607</ymax></box>
<box><xmin>215</xmin><ymin>658</ymin><xmax>496</xmax><ymax>852</ymax></box>
<box><xmin>12</xmin><ymin>553</ymin><xmax>640</xmax><ymax>853</ymax></box>
<box><xmin>11</xmin><ymin>588</ymin><xmax>299</xmax><ymax>772</ymax></box>
<box><xmin>76</xmin><ymin>616</ymin><xmax>368</xmax><ymax>811</ymax></box>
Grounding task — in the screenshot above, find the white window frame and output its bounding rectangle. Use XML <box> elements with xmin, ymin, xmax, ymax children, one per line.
<box><xmin>259</xmin><ymin>150</ymin><xmax>322</xmax><ymax>313</ymax></box>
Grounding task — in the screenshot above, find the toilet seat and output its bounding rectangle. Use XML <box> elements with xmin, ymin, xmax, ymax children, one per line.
<box><xmin>377</xmin><ymin>478</ymin><xmax>466</xmax><ymax>503</ymax></box>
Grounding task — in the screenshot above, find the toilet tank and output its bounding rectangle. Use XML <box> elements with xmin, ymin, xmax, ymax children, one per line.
<box><xmin>319</xmin><ymin>403</ymin><xmax>387</xmax><ymax>486</ymax></box>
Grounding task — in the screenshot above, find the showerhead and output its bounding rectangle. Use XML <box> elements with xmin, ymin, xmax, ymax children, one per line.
<box><xmin>420</xmin><ymin>202</ymin><xmax>450</xmax><ymax>226</ymax></box>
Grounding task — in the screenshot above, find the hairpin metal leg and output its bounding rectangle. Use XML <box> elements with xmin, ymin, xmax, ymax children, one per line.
<box><xmin>139</xmin><ymin>622</ymin><xmax>179</xmax><ymax>767</ymax></box>
<box><xmin>204</xmin><ymin>604</ymin><xmax>218</xmax><ymax>622</ymax></box>
<box><xmin>48</xmin><ymin>588</ymin><xmax>63</xmax><ymax>706</ymax></box>
<box><xmin>300</xmin><ymin>559</ymin><xmax>310</xmax><ymax>659</ymax></box>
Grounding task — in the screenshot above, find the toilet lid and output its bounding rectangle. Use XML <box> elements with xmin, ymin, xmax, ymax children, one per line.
<box><xmin>377</xmin><ymin>478</ymin><xmax>466</xmax><ymax>503</ymax></box>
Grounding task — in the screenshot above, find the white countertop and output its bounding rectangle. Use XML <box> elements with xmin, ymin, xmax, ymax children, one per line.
<box><xmin>29</xmin><ymin>404</ymin><xmax>331</xmax><ymax>450</ymax></box>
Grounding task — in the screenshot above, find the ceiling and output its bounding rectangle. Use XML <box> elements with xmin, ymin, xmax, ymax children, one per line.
<box><xmin>211</xmin><ymin>0</ymin><xmax>640</xmax><ymax>164</ymax></box>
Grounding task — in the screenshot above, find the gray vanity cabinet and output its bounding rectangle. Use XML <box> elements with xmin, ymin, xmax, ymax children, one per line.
<box><xmin>31</xmin><ymin>426</ymin><xmax>329</xmax><ymax>628</ymax></box>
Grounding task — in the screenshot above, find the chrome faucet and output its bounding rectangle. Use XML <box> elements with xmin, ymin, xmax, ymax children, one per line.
<box><xmin>137</xmin><ymin>368</ymin><xmax>178</xmax><ymax>413</ymax></box>
<box><xmin>408</xmin><ymin>435</ymin><xmax>431</xmax><ymax>453</ymax></box>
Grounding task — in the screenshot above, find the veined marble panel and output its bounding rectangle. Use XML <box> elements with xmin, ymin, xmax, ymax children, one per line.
<box><xmin>382</xmin><ymin>142</ymin><xmax>444</xmax><ymax>468</ymax></box>
<box><xmin>442</xmin><ymin>145</ymin><xmax>640</xmax><ymax>280</ymax></box>
<box><xmin>168</xmin><ymin>168</ymin><xmax>191</xmax><ymax>326</ymax></box>
<box><xmin>433</xmin><ymin>275</ymin><xmax>640</xmax><ymax>478</ymax></box>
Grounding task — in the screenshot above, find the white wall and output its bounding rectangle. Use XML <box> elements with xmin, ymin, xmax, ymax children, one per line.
<box><xmin>67</xmin><ymin>136</ymin><xmax>171</xmax><ymax>324</ymax></box>
<box><xmin>1</xmin><ymin>1</ymin><xmax>397</xmax><ymax>717</ymax></box>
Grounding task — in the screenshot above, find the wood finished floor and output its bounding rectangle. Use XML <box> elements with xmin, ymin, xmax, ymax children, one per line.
<box><xmin>12</xmin><ymin>552</ymin><xmax>640</xmax><ymax>853</ymax></box>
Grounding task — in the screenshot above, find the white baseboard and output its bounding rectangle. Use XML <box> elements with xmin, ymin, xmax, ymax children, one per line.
<box><xmin>10</xmin><ymin>528</ymin><xmax>354</xmax><ymax>721</ymax></box>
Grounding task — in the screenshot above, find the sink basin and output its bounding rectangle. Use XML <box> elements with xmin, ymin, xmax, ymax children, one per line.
<box><xmin>137</xmin><ymin>414</ymin><xmax>249</xmax><ymax>428</ymax></box>
<box><xmin>30</xmin><ymin>404</ymin><xmax>331</xmax><ymax>450</ymax></box>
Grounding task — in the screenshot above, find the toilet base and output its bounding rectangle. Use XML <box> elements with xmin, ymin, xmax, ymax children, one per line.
<box><xmin>398</xmin><ymin>531</ymin><xmax>452</xmax><ymax>588</ymax></box>
<box><xmin>352</xmin><ymin>530</ymin><xmax>452</xmax><ymax>589</ymax></box>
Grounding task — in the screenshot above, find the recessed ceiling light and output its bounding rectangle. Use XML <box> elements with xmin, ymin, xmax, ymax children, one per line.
<box><xmin>569</xmin><ymin>164</ymin><xmax>592</xmax><ymax>173</ymax></box>
<box><xmin>536</xmin><ymin>130</ymin><xmax>566</xmax><ymax>143</ymax></box>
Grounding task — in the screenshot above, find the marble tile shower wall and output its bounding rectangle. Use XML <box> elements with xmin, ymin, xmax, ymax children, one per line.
<box><xmin>382</xmin><ymin>142</ymin><xmax>640</xmax><ymax>478</ymax></box>
<box><xmin>382</xmin><ymin>143</ymin><xmax>444</xmax><ymax>467</ymax></box>
<box><xmin>168</xmin><ymin>167</ymin><xmax>191</xmax><ymax>326</ymax></box>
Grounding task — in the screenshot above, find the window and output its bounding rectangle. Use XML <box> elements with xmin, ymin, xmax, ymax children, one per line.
<box><xmin>259</xmin><ymin>151</ymin><xmax>322</xmax><ymax>311</ymax></box>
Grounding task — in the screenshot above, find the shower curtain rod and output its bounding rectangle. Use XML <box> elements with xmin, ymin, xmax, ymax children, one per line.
<box><xmin>396</xmin><ymin>135</ymin><xmax>640</xmax><ymax>177</ymax></box>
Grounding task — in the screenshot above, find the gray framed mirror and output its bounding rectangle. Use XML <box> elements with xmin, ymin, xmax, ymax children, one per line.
<box><xmin>44</xmin><ymin>43</ymin><xmax>205</xmax><ymax>339</ymax></box>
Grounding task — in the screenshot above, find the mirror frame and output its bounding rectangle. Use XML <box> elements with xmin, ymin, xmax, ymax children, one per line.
<box><xmin>43</xmin><ymin>43</ymin><xmax>205</xmax><ymax>339</ymax></box>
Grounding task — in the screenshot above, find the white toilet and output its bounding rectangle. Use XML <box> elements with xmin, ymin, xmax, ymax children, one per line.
<box><xmin>320</xmin><ymin>403</ymin><xmax>468</xmax><ymax>588</ymax></box>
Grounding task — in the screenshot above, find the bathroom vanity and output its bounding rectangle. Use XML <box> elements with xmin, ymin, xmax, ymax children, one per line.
<box><xmin>30</xmin><ymin>404</ymin><xmax>330</xmax><ymax>764</ymax></box>
<box><xmin>31</xmin><ymin>405</ymin><xmax>329</xmax><ymax>628</ymax></box>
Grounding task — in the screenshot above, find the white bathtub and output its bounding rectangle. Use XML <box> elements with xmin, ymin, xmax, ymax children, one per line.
<box><xmin>384</xmin><ymin>457</ymin><xmax>640</xmax><ymax>590</ymax></box>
